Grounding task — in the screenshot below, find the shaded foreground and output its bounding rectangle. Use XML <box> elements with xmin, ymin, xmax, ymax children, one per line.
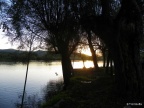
<box><xmin>43</xmin><ymin>68</ymin><xmax>144</xmax><ymax>108</ymax></box>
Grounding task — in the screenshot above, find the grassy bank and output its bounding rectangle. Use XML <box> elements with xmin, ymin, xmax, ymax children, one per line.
<box><xmin>42</xmin><ymin>68</ymin><xmax>143</xmax><ymax>108</ymax></box>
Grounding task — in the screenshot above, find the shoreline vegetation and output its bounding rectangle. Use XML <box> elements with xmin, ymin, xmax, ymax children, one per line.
<box><xmin>0</xmin><ymin>49</ymin><xmax>102</xmax><ymax>62</ymax></box>
<box><xmin>42</xmin><ymin>68</ymin><xmax>144</xmax><ymax>108</ymax></box>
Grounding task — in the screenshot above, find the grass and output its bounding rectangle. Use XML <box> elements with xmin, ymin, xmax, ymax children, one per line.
<box><xmin>42</xmin><ymin>68</ymin><xmax>144</xmax><ymax>108</ymax></box>
<box><xmin>42</xmin><ymin>92</ymin><xmax>68</xmax><ymax>107</ymax></box>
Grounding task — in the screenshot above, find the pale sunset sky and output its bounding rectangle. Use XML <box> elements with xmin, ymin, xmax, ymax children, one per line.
<box><xmin>0</xmin><ymin>28</ymin><xmax>17</xmax><ymax>49</ymax></box>
<box><xmin>0</xmin><ymin>27</ymin><xmax>93</xmax><ymax>56</ymax></box>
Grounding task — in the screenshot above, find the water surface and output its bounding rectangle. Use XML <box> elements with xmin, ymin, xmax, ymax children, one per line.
<box><xmin>0</xmin><ymin>61</ymin><xmax>63</xmax><ymax>108</ymax></box>
<box><xmin>0</xmin><ymin>60</ymin><xmax>102</xmax><ymax>108</ymax></box>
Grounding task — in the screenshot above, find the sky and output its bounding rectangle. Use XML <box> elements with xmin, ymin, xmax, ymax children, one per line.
<box><xmin>0</xmin><ymin>28</ymin><xmax>94</xmax><ymax>56</ymax></box>
<box><xmin>0</xmin><ymin>28</ymin><xmax>93</xmax><ymax>55</ymax></box>
<box><xmin>0</xmin><ymin>0</ymin><xmax>16</xmax><ymax>49</ymax></box>
<box><xmin>0</xmin><ymin>28</ymin><xmax>17</xmax><ymax>49</ymax></box>
<box><xmin>0</xmin><ymin>28</ymin><xmax>96</xmax><ymax>56</ymax></box>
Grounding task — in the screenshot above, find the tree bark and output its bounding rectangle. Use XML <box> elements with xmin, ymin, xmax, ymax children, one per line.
<box><xmin>61</xmin><ymin>52</ymin><xmax>73</xmax><ymax>90</ymax></box>
<box><xmin>106</xmin><ymin>50</ymin><xmax>110</xmax><ymax>74</ymax></box>
<box><xmin>114</xmin><ymin>0</ymin><xmax>144</xmax><ymax>97</ymax></box>
<box><xmin>110</xmin><ymin>59</ymin><xmax>113</xmax><ymax>76</ymax></box>
<box><xmin>58</xmin><ymin>40</ymin><xmax>73</xmax><ymax>90</ymax></box>
<box><xmin>105</xmin><ymin>49</ymin><xmax>113</xmax><ymax>75</ymax></box>
<box><xmin>110</xmin><ymin>42</ymin><xmax>127</xmax><ymax>96</ymax></box>
<box><xmin>102</xmin><ymin>48</ymin><xmax>106</xmax><ymax>68</ymax></box>
<box><xmin>87</xmin><ymin>32</ymin><xmax>99</xmax><ymax>70</ymax></box>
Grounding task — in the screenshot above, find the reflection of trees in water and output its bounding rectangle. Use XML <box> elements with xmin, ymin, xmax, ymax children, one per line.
<box><xmin>15</xmin><ymin>80</ymin><xmax>63</xmax><ymax>108</ymax></box>
<box><xmin>15</xmin><ymin>92</ymin><xmax>42</xmax><ymax>108</ymax></box>
<box><xmin>43</xmin><ymin>80</ymin><xmax>63</xmax><ymax>101</ymax></box>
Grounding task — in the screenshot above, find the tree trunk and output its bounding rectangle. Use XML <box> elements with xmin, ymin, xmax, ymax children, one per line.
<box><xmin>106</xmin><ymin>49</ymin><xmax>113</xmax><ymax>75</ymax></box>
<box><xmin>110</xmin><ymin>59</ymin><xmax>113</xmax><ymax>76</ymax></box>
<box><xmin>61</xmin><ymin>52</ymin><xmax>73</xmax><ymax>90</ymax></box>
<box><xmin>106</xmin><ymin>50</ymin><xmax>110</xmax><ymax>74</ymax></box>
<box><xmin>102</xmin><ymin>48</ymin><xmax>106</xmax><ymax>68</ymax></box>
<box><xmin>110</xmin><ymin>42</ymin><xmax>127</xmax><ymax>96</ymax></box>
<box><xmin>108</xmin><ymin>0</ymin><xmax>144</xmax><ymax>97</ymax></box>
<box><xmin>87</xmin><ymin>32</ymin><xmax>99</xmax><ymax>70</ymax></box>
<box><xmin>58</xmin><ymin>42</ymin><xmax>73</xmax><ymax>90</ymax></box>
<box><xmin>115</xmin><ymin>0</ymin><xmax>144</xmax><ymax>97</ymax></box>
<box><xmin>114</xmin><ymin>40</ymin><xmax>143</xmax><ymax>97</ymax></box>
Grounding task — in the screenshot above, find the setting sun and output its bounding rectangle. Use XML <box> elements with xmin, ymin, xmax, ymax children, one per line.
<box><xmin>80</xmin><ymin>48</ymin><xmax>102</xmax><ymax>57</ymax></box>
<box><xmin>81</xmin><ymin>49</ymin><xmax>92</xmax><ymax>56</ymax></box>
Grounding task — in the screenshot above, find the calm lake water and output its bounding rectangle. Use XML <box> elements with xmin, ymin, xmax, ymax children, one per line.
<box><xmin>0</xmin><ymin>60</ymin><xmax>103</xmax><ymax>108</ymax></box>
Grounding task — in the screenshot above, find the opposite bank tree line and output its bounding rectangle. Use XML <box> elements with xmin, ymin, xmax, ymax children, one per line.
<box><xmin>0</xmin><ymin>49</ymin><xmax>92</xmax><ymax>61</ymax></box>
<box><xmin>0</xmin><ymin>0</ymin><xmax>144</xmax><ymax>98</ymax></box>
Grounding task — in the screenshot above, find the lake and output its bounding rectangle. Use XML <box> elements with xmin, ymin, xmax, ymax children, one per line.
<box><xmin>0</xmin><ymin>60</ymin><xmax>103</xmax><ymax>108</ymax></box>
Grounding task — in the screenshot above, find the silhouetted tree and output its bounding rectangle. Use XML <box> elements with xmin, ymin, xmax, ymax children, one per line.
<box><xmin>9</xmin><ymin>0</ymin><xmax>80</xmax><ymax>89</ymax></box>
<box><xmin>8</xmin><ymin>0</ymin><xmax>144</xmax><ymax>97</ymax></box>
<box><xmin>80</xmin><ymin>0</ymin><xmax>144</xmax><ymax>97</ymax></box>
<box><xmin>0</xmin><ymin>0</ymin><xmax>9</xmax><ymax>32</ymax></box>
<box><xmin>79</xmin><ymin>31</ymin><xmax>99</xmax><ymax>69</ymax></box>
<box><xmin>87</xmin><ymin>31</ymin><xmax>99</xmax><ymax>69</ymax></box>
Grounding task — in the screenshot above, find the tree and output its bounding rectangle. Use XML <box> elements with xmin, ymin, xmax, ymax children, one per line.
<box><xmin>9</xmin><ymin>0</ymin><xmax>80</xmax><ymax>89</ymax></box>
<box><xmin>79</xmin><ymin>31</ymin><xmax>99</xmax><ymax>69</ymax></box>
<box><xmin>87</xmin><ymin>31</ymin><xmax>99</xmax><ymax>69</ymax></box>
<box><xmin>80</xmin><ymin>0</ymin><xmax>144</xmax><ymax>97</ymax></box>
<box><xmin>0</xmin><ymin>0</ymin><xmax>9</xmax><ymax>32</ymax></box>
<box><xmin>113</xmin><ymin>0</ymin><xmax>144</xmax><ymax>97</ymax></box>
<box><xmin>8</xmin><ymin>0</ymin><xmax>144</xmax><ymax>97</ymax></box>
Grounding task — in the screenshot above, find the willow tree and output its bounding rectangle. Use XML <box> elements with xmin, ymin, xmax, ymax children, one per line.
<box><xmin>80</xmin><ymin>0</ymin><xmax>144</xmax><ymax>97</ymax></box>
<box><xmin>9</xmin><ymin>0</ymin><xmax>80</xmax><ymax>88</ymax></box>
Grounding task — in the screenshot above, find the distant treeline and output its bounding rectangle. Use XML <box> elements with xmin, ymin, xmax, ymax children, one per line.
<box><xmin>0</xmin><ymin>49</ymin><xmax>92</xmax><ymax>62</ymax></box>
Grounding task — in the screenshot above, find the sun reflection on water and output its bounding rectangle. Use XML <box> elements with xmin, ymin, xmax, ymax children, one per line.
<box><xmin>72</xmin><ymin>60</ymin><xmax>103</xmax><ymax>69</ymax></box>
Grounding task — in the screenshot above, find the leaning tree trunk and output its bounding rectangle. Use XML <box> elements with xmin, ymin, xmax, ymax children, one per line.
<box><xmin>87</xmin><ymin>32</ymin><xmax>99</xmax><ymax>70</ymax></box>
